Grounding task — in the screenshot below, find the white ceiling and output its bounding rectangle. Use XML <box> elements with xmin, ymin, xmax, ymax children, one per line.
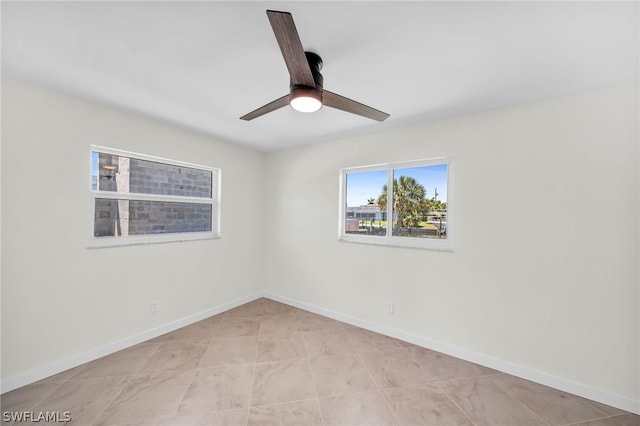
<box><xmin>2</xmin><ymin>1</ymin><xmax>638</xmax><ymax>151</ymax></box>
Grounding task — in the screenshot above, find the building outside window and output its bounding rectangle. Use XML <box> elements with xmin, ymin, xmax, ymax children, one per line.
<box><xmin>90</xmin><ymin>146</ymin><xmax>220</xmax><ymax>247</ymax></box>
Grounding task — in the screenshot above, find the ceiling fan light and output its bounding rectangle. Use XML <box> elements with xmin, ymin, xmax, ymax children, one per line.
<box><xmin>290</xmin><ymin>86</ymin><xmax>322</xmax><ymax>113</ymax></box>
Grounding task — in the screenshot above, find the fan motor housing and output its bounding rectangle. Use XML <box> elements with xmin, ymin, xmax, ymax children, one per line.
<box><xmin>289</xmin><ymin>51</ymin><xmax>324</xmax><ymax>107</ymax></box>
<box><xmin>290</xmin><ymin>52</ymin><xmax>324</xmax><ymax>90</ymax></box>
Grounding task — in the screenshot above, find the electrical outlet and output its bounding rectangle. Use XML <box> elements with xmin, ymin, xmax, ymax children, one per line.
<box><xmin>387</xmin><ymin>302</ymin><xmax>394</xmax><ymax>314</ymax></box>
<box><xmin>150</xmin><ymin>300</ymin><xmax>159</xmax><ymax>313</ymax></box>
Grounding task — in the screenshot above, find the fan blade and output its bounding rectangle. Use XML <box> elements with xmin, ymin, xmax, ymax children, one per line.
<box><xmin>240</xmin><ymin>94</ymin><xmax>290</xmax><ymax>121</ymax></box>
<box><xmin>267</xmin><ymin>10</ymin><xmax>316</xmax><ymax>88</ymax></box>
<box><xmin>323</xmin><ymin>90</ymin><xmax>390</xmax><ymax>122</ymax></box>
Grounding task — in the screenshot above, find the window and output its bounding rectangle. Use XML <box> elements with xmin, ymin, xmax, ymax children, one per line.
<box><xmin>340</xmin><ymin>159</ymin><xmax>451</xmax><ymax>250</ymax></box>
<box><xmin>89</xmin><ymin>146</ymin><xmax>220</xmax><ymax>247</ymax></box>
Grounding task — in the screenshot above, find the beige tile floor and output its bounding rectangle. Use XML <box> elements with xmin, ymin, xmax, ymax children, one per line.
<box><xmin>1</xmin><ymin>298</ymin><xmax>638</xmax><ymax>425</ymax></box>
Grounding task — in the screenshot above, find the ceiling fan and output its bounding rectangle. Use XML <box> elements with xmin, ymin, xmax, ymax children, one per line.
<box><xmin>240</xmin><ymin>10</ymin><xmax>389</xmax><ymax>122</ymax></box>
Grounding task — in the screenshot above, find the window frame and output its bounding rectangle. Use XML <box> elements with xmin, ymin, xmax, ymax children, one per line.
<box><xmin>88</xmin><ymin>145</ymin><xmax>221</xmax><ymax>248</ymax></box>
<box><xmin>339</xmin><ymin>158</ymin><xmax>452</xmax><ymax>251</ymax></box>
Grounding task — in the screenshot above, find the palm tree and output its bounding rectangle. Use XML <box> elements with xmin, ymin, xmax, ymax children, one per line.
<box><xmin>376</xmin><ymin>176</ymin><xmax>426</xmax><ymax>228</ymax></box>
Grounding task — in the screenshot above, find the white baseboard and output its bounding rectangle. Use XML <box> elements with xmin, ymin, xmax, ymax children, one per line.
<box><xmin>264</xmin><ymin>291</ymin><xmax>640</xmax><ymax>415</ymax></box>
<box><xmin>3</xmin><ymin>291</ymin><xmax>638</xmax><ymax>415</ymax></box>
<box><xmin>0</xmin><ymin>292</ymin><xmax>264</xmax><ymax>394</ymax></box>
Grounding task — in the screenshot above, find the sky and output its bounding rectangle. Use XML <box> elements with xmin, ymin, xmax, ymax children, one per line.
<box><xmin>346</xmin><ymin>164</ymin><xmax>448</xmax><ymax>207</ymax></box>
<box><xmin>91</xmin><ymin>151</ymin><xmax>99</xmax><ymax>190</ymax></box>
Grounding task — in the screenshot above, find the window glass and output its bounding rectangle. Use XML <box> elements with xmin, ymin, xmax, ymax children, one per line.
<box><xmin>93</xmin><ymin>153</ymin><xmax>212</xmax><ymax>198</ymax></box>
<box><xmin>391</xmin><ymin>164</ymin><xmax>447</xmax><ymax>239</ymax></box>
<box><xmin>94</xmin><ymin>199</ymin><xmax>212</xmax><ymax>237</ymax></box>
<box><xmin>344</xmin><ymin>169</ymin><xmax>387</xmax><ymax>236</ymax></box>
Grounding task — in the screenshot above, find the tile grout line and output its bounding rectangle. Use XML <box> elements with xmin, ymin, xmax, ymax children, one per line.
<box><xmin>377</xmin><ymin>388</ymin><xmax>402</xmax><ymax>426</ymax></box>
<box><xmin>249</xmin><ymin>303</ymin><xmax>324</xmax><ymax>424</ymax></box>
<box><xmin>403</xmin><ymin>346</ymin><xmax>478</xmax><ymax>426</ymax></box>
<box><xmin>297</xmin><ymin>308</ymin><xmax>327</xmax><ymax>426</ymax></box>
<box><xmin>581</xmin><ymin>398</ymin><xmax>631</xmax><ymax>420</ymax></box>
<box><xmin>353</xmin><ymin>349</ymin><xmax>401</xmax><ymax>425</ymax></box>
<box><xmin>9</xmin><ymin>380</ymin><xmax>65</xmax><ymax>422</ymax></box>
<box><xmin>87</xmin><ymin>375</ymin><xmax>136</xmax><ymax>426</ymax></box>
<box><xmin>302</xmin><ymin>334</ymin><xmax>326</xmax><ymax>426</ymax></box>
<box><xmin>559</xmin><ymin>413</ymin><xmax>634</xmax><ymax>426</ymax></box>
<box><xmin>304</xmin><ymin>355</ymin><xmax>325</xmax><ymax>426</ymax></box>
<box><xmin>244</xmin><ymin>302</ymin><xmax>266</xmax><ymax>426</ymax></box>
<box><xmin>489</xmin><ymin>375</ymin><xmax>552</xmax><ymax>426</ymax></box>
<box><xmin>433</xmin><ymin>380</ymin><xmax>480</xmax><ymax>426</ymax></box>
<box><xmin>368</xmin><ymin>364</ymin><xmax>403</xmax><ymax>426</ymax></box>
<box><xmin>187</xmin><ymin>308</ymin><xmax>250</xmax><ymax>424</ymax></box>
<box><xmin>160</xmin><ymin>367</ymin><xmax>198</xmax><ymax>425</ymax></box>
<box><xmin>99</xmin><ymin>368</ymin><xmax>201</xmax><ymax>425</ymax></box>
<box><xmin>84</xmin><ymin>342</ymin><xmax>165</xmax><ymax>426</ymax></box>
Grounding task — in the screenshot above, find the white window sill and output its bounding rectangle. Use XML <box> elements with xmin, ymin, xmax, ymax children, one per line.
<box><xmin>338</xmin><ymin>235</ymin><xmax>452</xmax><ymax>251</ymax></box>
<box><xmin>88</xmin><ymin>232</ymin><xmax>220</xmax><ymax>249</ymax></box>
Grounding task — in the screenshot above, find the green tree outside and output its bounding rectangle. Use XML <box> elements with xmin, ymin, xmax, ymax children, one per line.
<box><xmin>376</xmin><ymin>176</ymin><xmax>426</xmax><ymax>228</ymax></box>
<box><xmin>375</xmin><ymin>177</ymin><xmax>447</xmax><ymax>230</ymax></box>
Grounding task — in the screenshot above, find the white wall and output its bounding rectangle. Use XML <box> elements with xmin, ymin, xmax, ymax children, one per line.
<box><xmin>1</xmin><ymin>77</ymin><xmax>264</xmax><ymax>385</ymax></box>
<box><xmin>263</xmin><ymin>85</ymin><xmax>639</xmax><ymax>409</ymax></box>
